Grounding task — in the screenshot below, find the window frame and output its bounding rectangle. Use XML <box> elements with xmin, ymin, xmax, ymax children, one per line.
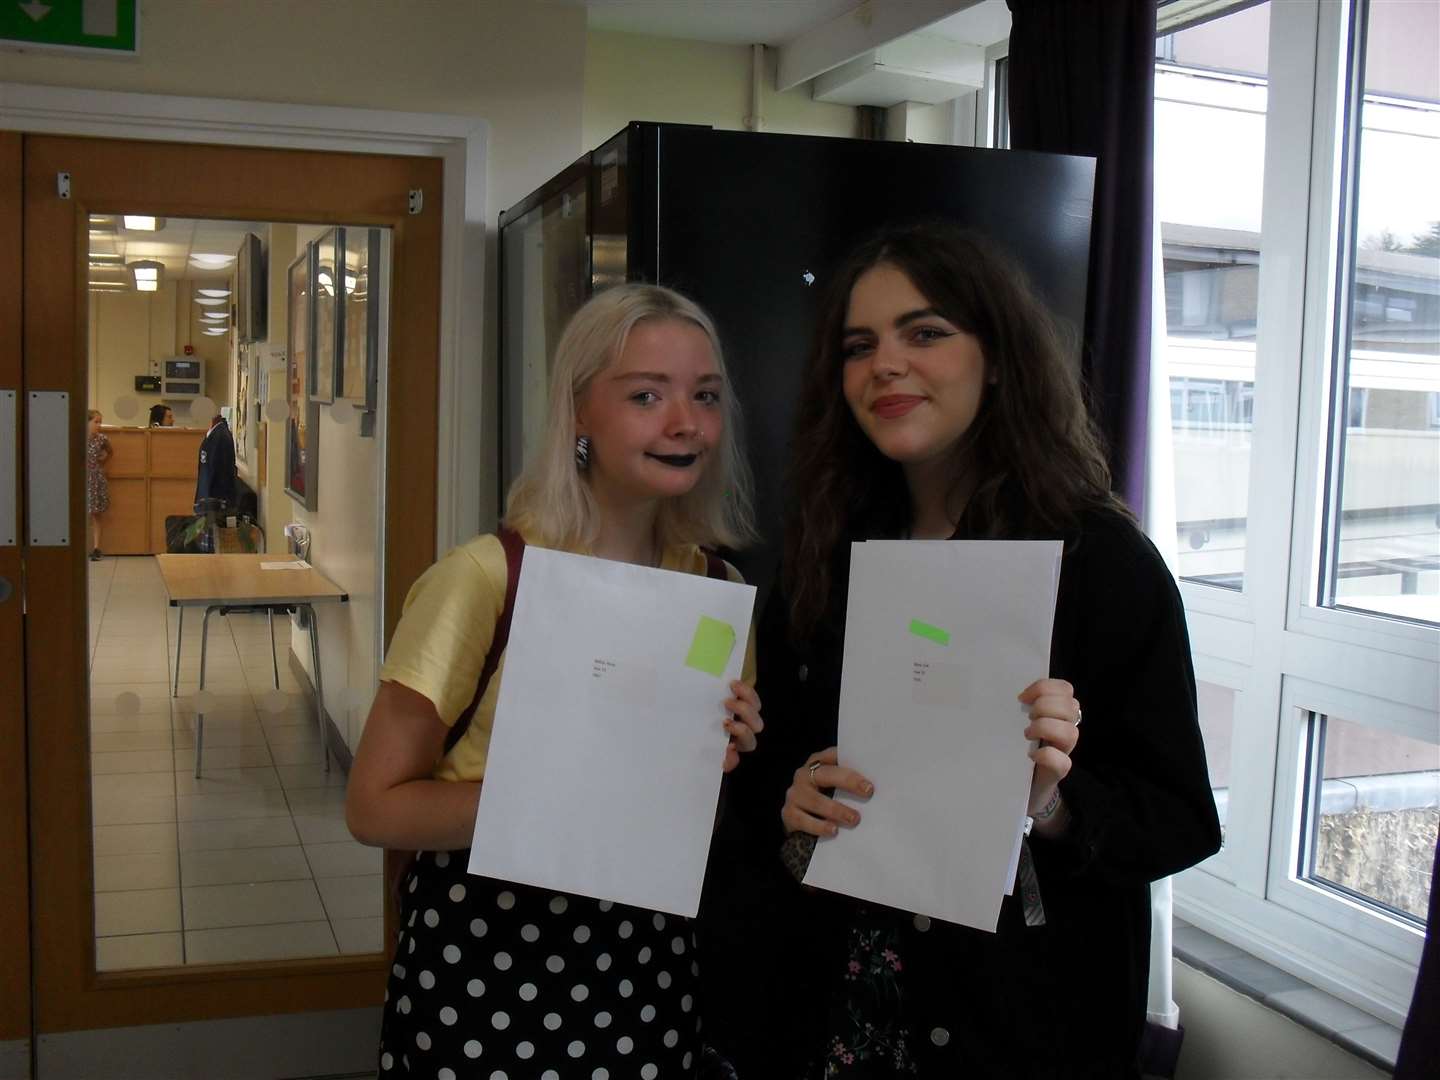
<box><xmin>979</xmin><ymin>40</ymin><xmax>1010</xmax><ymax>150</ymax></box>
<box><xmin>1164</xmin><ymin>0</ymin><xmax>1438</xmax><ymax>1023</ymax></box>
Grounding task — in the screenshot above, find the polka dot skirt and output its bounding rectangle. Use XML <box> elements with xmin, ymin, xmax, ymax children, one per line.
<box><xmin>379</xmin><ymin>850</ymin><xmax>702</xmax><ymax>1078</ymax></box>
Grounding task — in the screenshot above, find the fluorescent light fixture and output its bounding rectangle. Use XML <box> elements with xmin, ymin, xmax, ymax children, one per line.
<box><xmin>88</xmin><ymin>253</ymin><xmax>124</xmax><ymax>264</ymax></box>
<box><xmin>197</xmin><ymin>288</ymin><xmax>231</xmax><ymax>298</ymax></box>
<box><xmin>201</xmin><ymin>313</ymin><xmax>229</xmax><ymax>322</ymax></box>
<box><xmin>194</xmin><ymin>296</ymin><xmax>228</xmax><ymax>306</ymax></box>
<box><xmin>127</xmin><ymin>259</ymin><xmax>165</xmax><ymax>292</ymax></box>
<box><xmin>189</xmin><ymin>253</ymin><xmax>235</xmax><ymax>270</ymax></box>
<box><xmin>122</xmin><ymin>215</ymin><xmax>164</xmax><ymax>231</ymax></box>
<box><xmin>202</xmin><ymin>327</ymin><xmax>229</xmax><ymax>336</ymax></box>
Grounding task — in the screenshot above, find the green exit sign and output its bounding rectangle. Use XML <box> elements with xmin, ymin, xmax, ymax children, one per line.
<box><xmin>1</xmin><ymin>0</ymin><xmax>138</xmax><ymax>54</ymax></box>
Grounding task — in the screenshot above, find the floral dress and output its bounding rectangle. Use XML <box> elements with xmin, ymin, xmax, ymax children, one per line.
<box><xmin>807</xmin><ymin>908</ymin><xmax>921</xmax><ymax>1078</ymax></box>
<box><xmin>85</xmin><ymin>432</ymin><xmax>110</xmax><ymax>514</ymax></box>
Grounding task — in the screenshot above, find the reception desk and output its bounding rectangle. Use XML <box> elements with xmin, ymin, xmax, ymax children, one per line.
<box><xmin>96</xmin><ymin>426</ymin><xmax>204</xmax><ymax>555</ymax></box>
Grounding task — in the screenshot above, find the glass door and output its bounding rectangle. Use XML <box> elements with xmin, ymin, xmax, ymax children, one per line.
<box><xmin>19</xmin><ymin>132</ymin><xmax>442</xmax><ymax>1067</ymax></box>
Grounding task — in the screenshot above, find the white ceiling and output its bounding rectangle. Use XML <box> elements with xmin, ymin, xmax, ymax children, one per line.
<box><xmin>584</xmin><ymin>0</ymin><xmax>861</xmax><ymax>46</ymax></box>
<box><xmin>584</xmin><ymin>0</ymin><xmax>1010</xmax><ymax>49</ymax></box>
<box><xmin>87</xmin><ymin>215</ymin><xmax>265</xmax><ymax>292</ymax></box>
<box><xmin>927</xmin><ymin>1</ymin><xmax>1012</xmax><ymax>45</ymax></box>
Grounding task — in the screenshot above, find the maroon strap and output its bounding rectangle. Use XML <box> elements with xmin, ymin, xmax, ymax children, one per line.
<box><xmin>702</xmin><ymin>548</ymin><xmax>727</xmax><ymax>581</ymax></box>
<box><xmin>443</xmin><ymin>525</ymin><xmax>526</xmax><ymax>754</ymax></box>
<box><xmin>442</xmin><ymin>536</ymin><xmax>720</xmax><ymax>755</ymax></box>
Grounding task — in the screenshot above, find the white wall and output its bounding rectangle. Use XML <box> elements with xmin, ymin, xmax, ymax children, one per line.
<box><xmin>583</xmin><ymin>30</ymin><xmax>858</xmax><ymax>149</ymax></box>
<box><xmin>265</xmin><ymin>225</ymin><xmax>387</xmax><ymax>755</ymax></box>
<box><xmin>2</xmin><ymin>0</ymin><xmax>587</xmax><ymax>224</ymax></box>
<box><xmin>87</xmin><ymin>285</ymin><xmax>176</xmax><ymax>421</ymax></box>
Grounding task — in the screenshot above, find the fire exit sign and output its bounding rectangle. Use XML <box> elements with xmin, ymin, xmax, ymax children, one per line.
<box><xmin>1</xmin><ymin>0</ymin><xmax>138</xmax><ymax>54</ymax></box>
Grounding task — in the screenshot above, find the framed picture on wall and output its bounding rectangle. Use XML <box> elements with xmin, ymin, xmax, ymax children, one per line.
<box><xmin>284</xmin><ymin>246</ymin><xmax>319</xmax><ymax>511</ymax></box>
<box><xmin>310</xmin><ymin>228</ymin><xmax>338</xmax><ymax>405</ymax></box>
<box><xmin>233</xmin><ymin>345</ymin><xmax>250</xmax><ymax>465</ymax></box>
<box><xmin>337</xmin><ymin>226</ymin><xmax>379</xmax><ymax>412</ymax></box>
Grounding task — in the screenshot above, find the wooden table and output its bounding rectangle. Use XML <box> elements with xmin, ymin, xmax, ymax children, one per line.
<box><xmin>155</xmin><ymin>554</ymin><xmax>349</xmax><ymax>776</ymax></box>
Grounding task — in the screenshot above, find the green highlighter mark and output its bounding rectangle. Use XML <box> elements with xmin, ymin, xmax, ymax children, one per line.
<box><xmin>685</xmin><ymin>615</ymin><xmax>737</xmax><ymax>677</ymax></box>
<box><xmin>909</xmin><ymin>618</ymin><xmax>951</xmax><ymax>646</ymax></box>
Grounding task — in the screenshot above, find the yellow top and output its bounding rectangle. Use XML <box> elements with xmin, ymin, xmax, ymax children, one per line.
<box><xmin>378</xmin><ymin>531</ymin><xmax>757</xmax><ymax>782</ymax></box>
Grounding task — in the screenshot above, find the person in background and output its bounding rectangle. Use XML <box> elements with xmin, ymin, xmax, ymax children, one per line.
<box><xmin>347</xmin><ymin>284</ymin><xmax>764</xmax><ymax>1078</ymax></box>
<box><xmin>85</xmin><ymin>408</ymin><xmax>110</xmax><ymax>561</ymax></box>
<box><xmin>148</xmin><ymin>403</ymin><xmax>175</xmax><ymax>427</ymax></box>
<box><xmin>718</xmin><ymin>222</ymin><xmax>1220</xmax><ymax>1079</ymax></box>
<box><xmin>194</xmin><ymin>412</ymin><xmax>236</xmax><ymax>512</ymax></box>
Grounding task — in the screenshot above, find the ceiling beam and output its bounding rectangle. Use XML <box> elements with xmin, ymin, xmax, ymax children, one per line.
<box><xmin>777</xmin><ymin>0</ymin><xmax>981</xmax><ymax>92</ymax></box>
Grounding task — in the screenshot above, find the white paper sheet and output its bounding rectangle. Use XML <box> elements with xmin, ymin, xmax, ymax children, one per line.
<box><xmin>803</xmin><ymin>539</ymin><xmax>1062</xmax><ymax>931</ymax></box>
<box><xmin>467</xmin><ymin>547</ymin><xmax>756</xmax><ymax>917</ymax></box>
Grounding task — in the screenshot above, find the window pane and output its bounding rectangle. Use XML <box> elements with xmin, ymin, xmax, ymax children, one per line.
<box><xmin>1197</xmin><ymin>681</ymin><xmax>1236</xmax><ymax>846</ymax></box>
<box><xmin>1327</xmin><ymin>1</ymin><xmax>1440</xmax><ymax>625</ymax></box>
<box><xmin>1306</xmin><ymin>713</ymin><xmax>1439</xmax><ymax>924</ymax></box>
<box><xmin>993</xmin><ymin>56</ymin><xmax>1011</xmax><ymax>150</ymax></box>
<box><xmin>1156</xmin><ymin>2</ymin><xmax>1270</xmax><ymax>591</ymax></box>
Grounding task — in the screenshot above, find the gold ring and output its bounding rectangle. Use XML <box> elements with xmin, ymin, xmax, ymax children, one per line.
<box><xmin>808</xmin><ymin>761</ymin><xmax>823</xmax><ymax>784</ymax></box>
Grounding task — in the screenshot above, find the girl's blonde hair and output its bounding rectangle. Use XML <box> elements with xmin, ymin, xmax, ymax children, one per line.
<box><xmin>504</xmin><ymin>284</ymin><xmax>755</xmax><ymax>552</ymax></box>
<box><xmin>86</xmin><ymin>409</ymin><xmax>102</xmax><ymax>422</ymax></box>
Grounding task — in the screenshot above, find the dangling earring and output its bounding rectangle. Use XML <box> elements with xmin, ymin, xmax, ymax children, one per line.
<box><xmin>575</xmin><ymin>434</ymin><xmax>592</xmax><ymax>471</ymax></box>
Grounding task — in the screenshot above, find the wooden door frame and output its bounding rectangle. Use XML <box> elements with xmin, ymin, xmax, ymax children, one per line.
<box><xmin>0</xmin><ymin>131</ymin><xmax>32</xmax><ymax>1060</ymax></box>
<box><xmin>10</xmin><ymin>85</ymin><xmax>484</xmax><ymax>1034</ymax></box>
<box><xmin>1</xmin><ymin>81</ymin><xmax>490</xmax><ymax>553</ymax></box>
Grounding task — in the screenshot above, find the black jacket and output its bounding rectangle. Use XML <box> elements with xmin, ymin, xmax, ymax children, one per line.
<box><xmin>702</xmin><ymin>509</ymin><xmax>1221</xmax><ymax>1078</ymax></box>
<box><xmin>194</xmin><ymin>419</ymin><xmax>237</xmax><ymax>510</ymax></box>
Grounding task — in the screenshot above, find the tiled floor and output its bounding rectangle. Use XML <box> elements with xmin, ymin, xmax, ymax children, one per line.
<box><xmin>87</xmin><ymin>555</ymin><xmax>382</xmax><ymax>971</ymax></box>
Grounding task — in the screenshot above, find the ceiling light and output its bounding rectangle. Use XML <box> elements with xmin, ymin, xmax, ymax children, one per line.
<box><xmin>127</xmin><ymin>259</ymin><xmax>165</xmax><ymax>292</ymax></box>
<box><xmin>194</xmin><ymin>296</ymin><xmax>228</xmax><ymax>306</ymax></box>
<box><xmin>88</xmin><ymin>253</ymin><xmax>124</xmax><ymax>264</ymax></box>
<box><xmin>197</xmin><ymin>288</ymin><xmax>231</xmax><ymax>298</ymax></box>
<box><xmin>122</xmin><ymin>215</ymin><xmax>165</xmax><ymax>231</ymax></box>
<box><xmin>201</xmin><ymin>313</ymin><xmax>229</xmax><ymax>322</ymax></box>
<box><xmin>203</xmin><ymin>327</ymin><xmax>229</xmax><ymax>336</ymax></box>
<box><xmin>189</xmin><ymin>253</ymin><xmax>235</xmax><ymax>270</ymax></box>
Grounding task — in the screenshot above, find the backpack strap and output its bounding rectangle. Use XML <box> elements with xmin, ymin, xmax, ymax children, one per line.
<box><xmin>442</xmin><ymin>525</ymin><xmax>526</xmax><ymax>754</ymax></box>
<box><xmin>702</xmin><ymin>548</ymin><xmax>727</xmax><ymax>581</ymax></box>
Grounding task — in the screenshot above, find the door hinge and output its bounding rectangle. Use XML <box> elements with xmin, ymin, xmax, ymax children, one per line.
<box><xmin>57</xmin><ymin>172</ymin><xmax>71</xmax><ymax>200</ymax></box>
<box><xmin>407</xmin><ymin>188</ymin><xmax>424</xmax><ymax>216</ymax></box>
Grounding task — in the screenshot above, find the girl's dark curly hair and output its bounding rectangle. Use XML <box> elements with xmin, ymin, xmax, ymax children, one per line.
<box><xmin>783</xmin><ymin>221</ymin><xmax>1127</xmax><ymax>643</ymax></box>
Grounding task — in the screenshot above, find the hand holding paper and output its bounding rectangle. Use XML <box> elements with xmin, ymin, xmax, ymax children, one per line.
<box><xmin>467</xmin><ymin>548</ymin><xmax>756</xmax><ymax>917</ymax></box>
<box><xmin>801</xmin><ymin>539</ymin><xmax>1062</xmax><ymax>932</ymax></box>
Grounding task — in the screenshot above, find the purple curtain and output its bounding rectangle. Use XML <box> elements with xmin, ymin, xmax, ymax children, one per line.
<box><xmin>1005</xmin><ymin>0</ymin><xmax>1156</xmax><ymax>517</ymax></box>
<box><xmin>1394</xmin><ymin>840</ymin><xmax>1438</xmax><ymax>1078</ymax></box>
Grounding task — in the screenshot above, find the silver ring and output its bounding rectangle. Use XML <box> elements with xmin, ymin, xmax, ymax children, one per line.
<box><xmin>1074</xmin><ymin>706</ymin><xmax>1083</xmax><ymax>727</ymax></box>
<box><xmin>808</xmin><ymin>761</ymin><xmax>823</xmax><ymax>784</ymax></box>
